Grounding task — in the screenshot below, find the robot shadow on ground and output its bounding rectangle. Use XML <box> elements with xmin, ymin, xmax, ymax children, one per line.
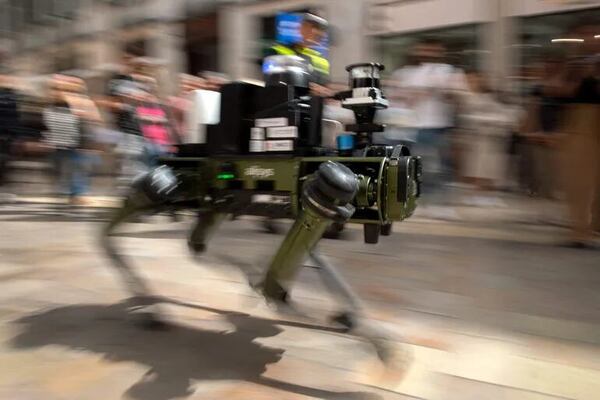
<box><xmin>10</xmin><ymin>298</ymin><xmax>382</xmax><ymax>400</ymax></box>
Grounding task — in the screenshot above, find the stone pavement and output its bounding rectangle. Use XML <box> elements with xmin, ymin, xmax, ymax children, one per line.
<box><xmin>1</xmin><ymin>196</ymin><xmax>600</xmax><ymax>399</ymax></box>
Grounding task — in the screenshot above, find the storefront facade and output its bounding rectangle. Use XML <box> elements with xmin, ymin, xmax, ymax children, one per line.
<box><xmin>4</xmin><ymin>0</ymin><xmax>599</xmax><ymax>92</ymax></box>
<box><xmin>510</xmin><ymin>2</ymin><xmax>600</xmax><ymax>79</ymax></box>
<box><xmin>368</xmin><ymin>0</ymin><xmax>599</xmax><ymax>88</ymax></box>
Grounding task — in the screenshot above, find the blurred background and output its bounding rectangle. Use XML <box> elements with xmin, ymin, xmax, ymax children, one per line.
<box><xmin>0</xmin><ymin>0</ymin><xmax>598</xmax><ymax>84</ymax></box>
<box><xmin>0</xmin><ymin>0</ymin><xmax>599</xmax><ymax>399</ymax></box>
<box><xmin>1</xmin><ymin>0</ymin><xmax>599</xmax><ymax>239</ymax></box>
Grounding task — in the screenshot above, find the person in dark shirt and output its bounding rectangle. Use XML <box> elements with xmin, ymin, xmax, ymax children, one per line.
<box><xmin>559</xmin><ymin>21</ymin><xmax>600</xmax><ymax>248</ymax></box>
<box><xmin>96</xmin><ymin>44</ymin><xmax>147</xmax><ymax>139</ymax></box>
<box><xmin>584</xmin><ymin>60</ymin><xmax>600</xmax><ymax>234</ymax></box>
<box><xmin>522</xmin><ymin>58</ymin><xmax>567</xmax><ymax>198</ymax></box>
<box><xmin>105</xmin><ymin>48</ymin><xmax>140</xmax><ymax>132</ymax></box>
<box><xmin>98</xmin><ymin>46</ymin><xmax>151</xmax><ymax>187</ymax></box>
<box><xmin>113</xmin><ymin>81</ymin><xmax>143</xmax><ymax>136</ymax></box>
<box><xmin>568</xmin><ymin>59</ymin><xmax>599</xmax><ymax>105</ymax></box>
<box><xmin>111</xmin><ymin>81</ymin><xmax>148</xmax><ymax>186</ymax></box>
<box><xmin>0</xmin><ymin>71</ymin><xmax>21</xmax><ymax>188</ymax></box>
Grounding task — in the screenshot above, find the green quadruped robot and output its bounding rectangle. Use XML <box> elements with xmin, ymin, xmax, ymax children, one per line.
<box><xmin>102</xmin><ymin>57</ymin><xmax>422</xmax><ymax>366</ymax></box>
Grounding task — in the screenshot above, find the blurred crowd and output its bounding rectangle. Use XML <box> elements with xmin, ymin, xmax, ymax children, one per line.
<box><xmin>0</xmin><ymin>45</ymin><xmax>230</xmax><ymax>203</ymax></box>
<box><xmin>0</xmin><ymin>26</ymin><xmax>598</xmax><ymax>247</ymax></box>
<box><xmin>374</xmin><ymin>26</ymin><xmax>599</xmax><ymax>248</ymax></box>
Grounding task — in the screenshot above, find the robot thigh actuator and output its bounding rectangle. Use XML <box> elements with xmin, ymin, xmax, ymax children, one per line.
<box><xmin>102</xmin><ymin>60</ymin><xmax>422</xmax><ymax>364</ymax></box>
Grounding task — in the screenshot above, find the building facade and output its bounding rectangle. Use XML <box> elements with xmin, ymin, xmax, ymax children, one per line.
<box><xmin>1</xmin><ymin>0</ymin><xmax>599</xmax><ymax>92</ymax></box>
<box><xmin>367</xmin><ymin>0</ymin><xmax>600</xmax><ymax>87</ymax></box>
<box><xmin>220</xmin><ymin>0</ymin><xmax>600</xmax><ymax>86</ymax></box>
<box><xmin>2</xmin><ymin>0</ymin><xmax>195</xmax><ymax>91</ymax></box>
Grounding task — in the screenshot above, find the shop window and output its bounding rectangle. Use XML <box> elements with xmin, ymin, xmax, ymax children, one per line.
<box><xmin>516</xmin><ymin>7</ymin><xmax>600</xmax><ymax>68</ymax></box>
<box><xmin>512</xmin><ymin>7</ymin><xmax>599</xmax><ymax>94</ymax></box>
<box><xmin>377</xmin><ymin>24</ymin><xmax>481</xmax><ymax>75</ymax></box>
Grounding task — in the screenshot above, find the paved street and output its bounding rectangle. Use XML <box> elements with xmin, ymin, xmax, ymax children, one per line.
<box><xmin>1</xmin><ymin>194</ymin><xmax>600</xmax><ymax>399</ymax></box>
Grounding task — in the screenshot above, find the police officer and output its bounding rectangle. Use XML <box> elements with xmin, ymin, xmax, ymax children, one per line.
<box><xmin>263</xmin><ymin>13</ymin><xmax>330</xmax><ymax>88</ymax></box>
<box><xmin>260</xmin><ymin>13</ymin><xmax>332</xmax><ymax>234</ymax></box>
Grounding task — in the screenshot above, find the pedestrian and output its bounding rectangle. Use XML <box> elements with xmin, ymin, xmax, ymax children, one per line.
<box><xmin>105</xmin><ymin>44</ymin><xmax>142</xmax><ymax>108</ymax></box>
<box><xmin>112</xmin><ymin>81</ymin><xmax>147</xmax><ymax>187</ymax></box>
<box><xmin>0</xmin><ymin>69</ymin><xmax>21</xmax><ymax>201</ymax></box>
<box><xmin>521</xmin><ymin>57</ymin><xmax>567</xmax><ymax>198</ymax></box>
<box><xmin>373</xmin><ymin>81</ymin><xmax>418</xmax><ymax>149</ymax></box>
<box><xmin>459</xmin><ymin>70</ymin><xmax>515</xmax><ymax>205</ymax></box>
<box><xmin>42</xmin><ymin>75</ymin><xmax>94</xmax><ymax>205</ymax></box>
<box><xmin>392</xmin><ymin>38</ymin><xmax>468</xmax><ymax>218</ymax></box>
<box><xmin>100</xmin><ymin>44</ymin><xmax>144</xmax><ymax>147</ymax></box>
<box><xmin>560</xmin><ymin>59</ymin><xmax>599</xmax><ymax>248</ymax></box>
<box><xmin>558</xmin><ymin>22</ymin><xmax>600</xmax><ymax>248</ymax></box>
<box><xmin>133</xmin><ymin>85</ymin><xmax>176</xmax><ymax>168</ymax></box>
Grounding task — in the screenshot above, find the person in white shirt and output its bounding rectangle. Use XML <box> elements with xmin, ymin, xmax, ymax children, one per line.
<box><xmin>393</xmin><ymin>39</ymin><xmax>468</xmax><ymax>210</ymax></box>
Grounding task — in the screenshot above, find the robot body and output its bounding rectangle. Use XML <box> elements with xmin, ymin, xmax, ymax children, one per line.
<box><xmin>102</xmin><ymin>60</ymin><xmax>421</xmax><ymax>367</ymax></box>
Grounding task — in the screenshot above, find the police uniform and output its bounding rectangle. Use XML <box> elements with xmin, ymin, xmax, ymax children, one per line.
<box><xmin>264</xmin><ymin>43</ymin><xmax>330</xmax><ymax>85</ymax></box>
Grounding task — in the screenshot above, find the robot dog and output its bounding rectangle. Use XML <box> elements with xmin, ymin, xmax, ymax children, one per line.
<box><xmin>102</xmin><ymin>57</ymin><xmax>422</xmax><ymax>367</ymax></box>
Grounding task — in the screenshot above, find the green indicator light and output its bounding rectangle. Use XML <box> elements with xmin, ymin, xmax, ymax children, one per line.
<box><xmin>217</xmin><ymin>173</ymin><xmax>235</xmax><ymax>180</ymax></box>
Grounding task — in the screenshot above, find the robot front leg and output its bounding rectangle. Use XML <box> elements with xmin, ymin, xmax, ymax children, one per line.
<box><xmin>259</xmin><ymin>161</ymin><xmax>407</xmax><ymax>365</ymax></box>
<box><xmin>258</xmin><ymin>161</ymin><xmax>357</xmax><ymax>304</ymax></box>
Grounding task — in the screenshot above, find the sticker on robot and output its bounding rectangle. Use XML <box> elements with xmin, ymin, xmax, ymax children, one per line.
<box><xmin>244</xmin><ymin>165</ymin><xmax>275</xmax><ymax>178</ymax></box>
<box><xmin>251</xmin><ymin>194</ymin><xmax>290</xmax><ymax>204</ymax></box>
<box><xmin>255</xmin><ymin>117</ymin><xmax>288</xmax><ymax>128</ymax></box>
<box><xmin>266</xmin><ymin>140</ymin><xmax>294</xmax><ymax>152</ymax></box>
<box><xmin>249</xmin><ymin>140</ymin><xmax>266</xmax><ymax>152</ymax></box>
<box><xmin>250</xmin><ymin>127</ymin><xmax>265</xmax><ymax>140</ymax></box>
<box><xmin>266</xmin><ymin>126</ymin><xmax>298</xmax><ymax>139</ymax></box>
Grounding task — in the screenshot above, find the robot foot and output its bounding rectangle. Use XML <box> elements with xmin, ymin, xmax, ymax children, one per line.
<box><xmin>372</xmin><ymin>337</ymin><xmax>411</xmax><ymax>366</ymax></box>
<box><xmin>357</xmin><ymin>338</ymin><xmax>413</xmax><ymax>390</ymax></box>
<box><xmin>370</xmin><ymin>338</ymin><xmax>413</xmax><ymax>386</ymax></box>
<box><xmin>252</xmin><ymin>279</ymin><xmax>308</xmax><ymax>319</ymax></box>
<box><xmin>125</xmin><ymin>296</ymin><xmax>170</xmax><ymax>331</ymax></box>
<box><xmin>187</xmin><ymin>240</ymin><xmax>207</xmax><ymax>255</ymax></box>
<box><xmin>133</xmin><ymin>311</ymin><xmax>170</xmax><ymax>331</ymax></box>
<box><xmin>329</xmin><ymin>311</ymin><xmax>356</xmax><ymax>332</ymax></box>
<box><xmin>255</xmin><ymin>279</ymin><xmax>288</xmax><ymax>304</ymax></box>
<box><xmin>349</xmin><ymin>318</ymin><xmax>414</xmax><ymax>373</ymax></box>
<box><xmin>261</xmin><ymin>218</ymin><xmax>283</xmax><ymax>234</ymax></box>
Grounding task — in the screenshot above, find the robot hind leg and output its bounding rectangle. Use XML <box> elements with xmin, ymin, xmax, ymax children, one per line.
<box><xmin>188</xmin><ymin>210</ymin><xmax>226</xmax><ymax>255</ymax></box>
<box><xmin>100</xmin><ymin>166</ymin><xmax>181</xmax><ymax>326</ymax></box>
